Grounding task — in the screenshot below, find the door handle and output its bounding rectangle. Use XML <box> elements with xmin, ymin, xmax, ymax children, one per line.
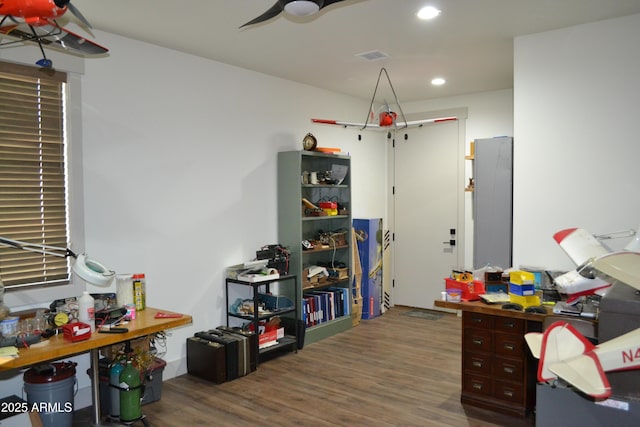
<box><xmin>442</xmin><ymin>239</ymin><xmax>456</xmax><ymax>246</ymax></box>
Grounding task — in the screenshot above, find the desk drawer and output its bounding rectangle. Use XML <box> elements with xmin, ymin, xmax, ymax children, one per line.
<box><xmin>464</xmin><ymin>328</ymin><xmax>492</xmax><ymax>353</ymax></box>
<box><xmin>463</xmin><ymin>312</ymin><xmax>494</xmax><ymax>329</ymax></box>
<box><xmin>463</xmin><ymin>373</ymin><xmax>493</xmax><ymax>397</ymax></box>
<box><xmin>464</xmin><ymin>351</ymin><xmax>492</xmax><ymax>374</ymax></box>
<box><xmin>494</xmin><ymin>332</ymin><xmax>524</xmax><ymax>357</ymax></box>
<box><xmin>494</xmin><ymin>316</ymin><xmax>524</xmax><ymax>334</ymax></box>
<box><xmin>493</xmin><ymin>379</ymin><xmax>524</xmax><ymax>404</ymax></box>
<box><xmin>493</xmin><ymin>355</ymin><xmax>524</xmax><ymax>381</ymax></box>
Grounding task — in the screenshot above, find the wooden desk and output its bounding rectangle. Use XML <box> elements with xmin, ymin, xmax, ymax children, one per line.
<box><xmin>435</xmin><ymin>300</ymin><xmax>545</xmax><ymax>417</ymax></box>
<box><xmin>1</xmin><ymin>307</ymin><xmax>192</xmax><ymax>426</ymax></box>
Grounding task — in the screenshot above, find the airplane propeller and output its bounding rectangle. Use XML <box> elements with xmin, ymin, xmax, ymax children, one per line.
<box><xmin>240</xmin><ymin>0</ymin><xmax>348</xmax><ymax>28</ymax></box>
<box><xmin>53</xmin><ymin>0</ymin><xmax>92</xmax><ymax>29</ymax></box>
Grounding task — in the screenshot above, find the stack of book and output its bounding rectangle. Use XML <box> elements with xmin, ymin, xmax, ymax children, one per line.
<box><xmin>302</xmin><ymin>287</ymin><xmax>350</xmax><ymax>328</ymax></box>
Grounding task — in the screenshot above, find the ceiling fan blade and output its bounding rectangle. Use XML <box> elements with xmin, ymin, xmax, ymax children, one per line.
<box><xmin>66</xmin><ymin>2</ymin><xmax>93</xmax><ymax>29</ymax></box>
<box><xmin>319</xmin><ymin>0</ymin><xmax>347</xmax><ymax>9</ymax></box>
<box><xmin>239</xmin><ymin>3</ymin><xmax>284</xmax><ymax>29</ymax></box>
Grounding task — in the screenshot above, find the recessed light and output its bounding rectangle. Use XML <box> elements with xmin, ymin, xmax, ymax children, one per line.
<box><xmin>417</xmin><ymin>6</ymin><xmax>441</xmax><ymax>20</ymax></box>
<box><xmin>431</xmin><ymin>77</ymin><xmax>446</xmax><ymax>86</ymax></box>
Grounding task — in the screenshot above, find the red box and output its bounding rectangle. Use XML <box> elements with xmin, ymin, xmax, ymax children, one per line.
<box><xmin>258</xmin><ymin>327</ymin><xmax>284</xmax><ymax>348</ymax></box>
<box><xmin>62</xmin><ymin>322</ymin><xmax>92</xmax><ymax>342</ymax></box>
<box><xmin>319</xmin><ymin>202</ymin><xmax>338</xmax><ymax>209</ymax></box>
<box><xmin>445</xmin><ymin>278</ymin><xmax>485</xmax><ymax>301</ymax></box>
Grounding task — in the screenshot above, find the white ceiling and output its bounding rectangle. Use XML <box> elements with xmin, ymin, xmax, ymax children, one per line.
<box><xmin>70</xmin><ymin>0</ymin><xmax>640</xmax><ymax>102</ymax></box>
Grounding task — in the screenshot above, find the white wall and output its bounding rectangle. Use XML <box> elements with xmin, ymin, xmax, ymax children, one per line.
<box><xmin>0</xmin><ymin>31</ymin><xmax>386</xmax><ymax>407</ymax></box>
<box><xmin>78</xmin><ymin>31</ymin><xmax>387</xmax><ymax>383</ymax></box>
<box><xmin>513</xmin><ymin>13</ymin><xmax>640</xmax><ymax>271</ymax></box>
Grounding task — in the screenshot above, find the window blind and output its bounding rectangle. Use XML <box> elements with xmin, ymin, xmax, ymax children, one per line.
<box><xmin>0</xmin><ymin>62</ymin><xmax>70</xmax><ymax>289</ymax></box>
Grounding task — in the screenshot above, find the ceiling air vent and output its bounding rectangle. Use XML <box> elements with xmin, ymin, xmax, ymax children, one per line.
<box><xmin>356</xmin><ymin>50</ymin><xmax>390</xmax><ymax>61</ymax></box>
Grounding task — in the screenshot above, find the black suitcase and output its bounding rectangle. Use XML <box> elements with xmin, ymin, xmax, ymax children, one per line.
<box><xmin>186</xmin><ymin>336</ymin><xmax>226</xmax><ymax>384</ymax></box>
<box><xmin>194</xmin><ymin>330</ymin><xmax>239</xmax><ymax>381</ymax></box>
<box><xmin>216</xmin><ymin>326</ymin><xmax>257</xmax><ymax>375</ymax></box>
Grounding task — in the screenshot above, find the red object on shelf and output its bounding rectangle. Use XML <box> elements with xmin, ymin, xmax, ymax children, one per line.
<box><xmin>154</xmin><ymin>312</ymin><xmax>183</xmax><ymax>319</ymax></box>
<box><xmin>62</xmin><ymin>322</ymin><xmax>92</xmax><ymax>342</ymax></box>
<box><xmin>318</xmin><ymin>202</ymin><xmax>338</xmax><ymax>209</ymax></box>
<box><xmin>445</xmin><ymin>278</ymin><xmax>485</xmax><ymax>301</ymax></box>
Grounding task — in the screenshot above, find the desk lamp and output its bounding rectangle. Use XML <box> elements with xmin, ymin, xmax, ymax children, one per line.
<box><xmin>0</xmin><ymin>237</ymin><xmax>115</xmax><ymax>288</ymax></box>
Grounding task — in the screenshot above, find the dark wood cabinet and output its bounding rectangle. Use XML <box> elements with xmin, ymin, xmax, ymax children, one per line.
<box><xmin>435</xmin><ymin>300</ymin><xmax>544</xmax><ymax>418</ymax></box>
<box><xmin>461</xmin><ymin>311</ymin><xmax>540</xmax><ymax>417</ymax></box>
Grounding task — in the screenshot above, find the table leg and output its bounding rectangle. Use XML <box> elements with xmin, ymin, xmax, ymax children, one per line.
<box><xmin>89</xmin><ymin>348</ymin><xmax>120</xmax><ymax>427</ymax></box>
<box><xmin>90</xmin><ymin>348</ymin><xmax>102</xmax><ymax>426</ymax></box>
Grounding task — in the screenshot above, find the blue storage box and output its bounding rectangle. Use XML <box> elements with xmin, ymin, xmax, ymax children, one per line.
<box><xmin>509</xmin><ymin>283</ymin><xmax>535</xmax><ymax>296</ymax></box>
<box><xmin>485</xmin><ymin>283</ymin><xmax>508</xmax><ymax>293</ymax></box>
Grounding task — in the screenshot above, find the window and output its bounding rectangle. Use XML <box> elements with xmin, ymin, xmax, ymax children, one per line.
<box><xmin>0</xmin><ymin>61</ymin><xmax>70</xmax><ymax>290</ymax></box>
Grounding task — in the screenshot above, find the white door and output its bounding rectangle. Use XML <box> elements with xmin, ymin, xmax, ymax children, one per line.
<box><xmin>392</xmin><ymin>119</ymin><xmax>464</xmax><ymax>308</ymax></box>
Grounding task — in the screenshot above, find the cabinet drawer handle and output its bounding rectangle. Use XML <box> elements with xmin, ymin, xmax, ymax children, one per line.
<box><xmin>503</xmin><ymin>343</ymin><xmax>515</xmax><ymax>351</ymax></box>
<box><xmin>503</xmin><ymin>389</ymin><xmax>514</xmax><ymax>398</ymax></box>
<box><xmin>472</xmin><ymin>317</ymin><xmax>482</xmax><ymax>323</ymax></box>
<box><xmin>473</xmin><ymin>383</ymin><xmax>483</xmax><ymax>390</ymax></box>
<box><xmin>472</xmin><ymin>339</ymin><xmax>484</xmax><ymax>345</ymax></box>
<box><xmin>503</xmin><ymin>366</ymin><xmax>514</xmax><ymax>374</ymax></box>
<box><xmin>472</xmin><ymin>361</ymin><xmax>483</xmax><ymax>368</ymax></box>
<box><xmin>504</xmin><ymin>322</ymin><xmax>515</xmax><ymax>329</ymax></box>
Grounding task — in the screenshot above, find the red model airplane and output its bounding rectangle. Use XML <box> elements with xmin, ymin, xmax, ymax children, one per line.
<box><xmin>311</xmin><ymin>112</ymin><xmax>457</xmax><ymax>130</ymax></box>
<box><xmin>311</xmin><ymin>68</ymin><xmax>457</xmax><ymax>135</ymax></box>
<box><xmin>0</xmin><ymin>0</ymin><xmax>107</xmax><ymax>68</ymax></box>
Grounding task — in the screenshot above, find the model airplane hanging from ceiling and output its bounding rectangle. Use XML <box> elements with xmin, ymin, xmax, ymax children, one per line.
<box><xmin>0</xmin><ymin>0</ymin><xmax>107</xmax><ymax>68</ymax></box>
<box><xmin>311</xmin><ymin>68</ymin><xmax>457</xmax><ymax>138</ymax></box>
<box><xmin>525</xmin><ymin>321</ymin><xmax>640</xmax><ymax>399</ymax></box>
<box><xmin>240</xmin><ymin>0</ymin><xmax>348</xmax><ymax>28</ymax></box>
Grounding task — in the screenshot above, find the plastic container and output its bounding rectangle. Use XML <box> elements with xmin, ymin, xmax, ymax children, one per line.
<box><xmin>445</xmin><ymin>278</ymin><xmax>485</xmax><ymax>301</ymax></box>
<box><xmin>508</xmin><ymin>293</ymin><xmax>541</xmax><ymax>308</ymax></box>
<box><xmin>509</xmin><ymin>283</ymin><xmax>536</xmax><ymax>296</ymax></box>
<box><xmin>116</xmin><ymin>274</ymin><xmax>134</xmax><ymax>307</ymax></box>
<box><xmin>78</xmin><ymin>291</ymin><xmax>95</xmax><ymax>332</ymax></box>
<box><xmin>62</xmin><ymin>322</ymin><xmax>92</xmax><ymax>342</ymax></box>
<box><xmin>23</xmin><ymin>362</ymin><xmax>77</xmax><ymax>427</ymax></box>
<box><xmin>132</xmin><ymin>274</ymin><xmax>146</xmax><ymax>311</ymax></box>
<box><xmin>0</xmin><ymin>316</ymin><xmax>19</xmax><ymax>336</ymax></box>
<box><xmin>142</xmin><ymin>358</ymin><xmax>166</xmax><ymax>404</ymax></box>
<box><xmin>509</xmin><ymin>270</ymin><xmax>535</xmax><ymax>285</ymax></box>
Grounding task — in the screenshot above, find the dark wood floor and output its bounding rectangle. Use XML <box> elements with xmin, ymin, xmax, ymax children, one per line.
<box><xmin>75</xmin><ymin>306</ymin><xmax>536</xmax><ymax>426</ymax></box>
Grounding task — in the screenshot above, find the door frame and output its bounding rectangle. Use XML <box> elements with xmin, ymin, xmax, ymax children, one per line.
<box><xmin>387</xmin><ymin>107</ymin><xmax>468</xmax><ymax>308</ymax></box>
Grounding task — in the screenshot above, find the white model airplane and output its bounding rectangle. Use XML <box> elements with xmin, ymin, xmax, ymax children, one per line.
<box><xmin>525</xmin><ymin>321</ymin><xmax>640</xmax><ymax>399</ymax></box>
<box><xmin>552</xmin><ymin>227</ymin><xmax>613</xmax><ymax>303</ymax></box>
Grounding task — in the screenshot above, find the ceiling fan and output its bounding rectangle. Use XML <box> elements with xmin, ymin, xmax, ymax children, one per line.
<box><xmin>240</xmin><ymin>0</ymin><xmax>347</xmax><ymax>28</ymax></box>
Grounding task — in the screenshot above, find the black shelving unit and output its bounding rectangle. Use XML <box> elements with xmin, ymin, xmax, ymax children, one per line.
<box><xmin>225</xmin><ymin>275</ymin><xmax>298</xmax><ymax>362</ymax></box>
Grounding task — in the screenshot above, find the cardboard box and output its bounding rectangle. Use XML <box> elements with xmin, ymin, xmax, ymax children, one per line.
<box><xmin>353</xmin><ymin>218</ymin><xmax>383</xmax><ymax>319</ymax></box>
<box><xmin>352</xmin><ymin>296</ymin><xmax>363</xmax><ymax>326</ymax></box>
<box><xmin>258</xmin><ymin>327</ymin><xmax>284</xmax><ymax>348</ymax></box>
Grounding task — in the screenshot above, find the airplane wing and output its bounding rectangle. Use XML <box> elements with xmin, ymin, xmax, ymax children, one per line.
<box><xmin>553</xmin><ymin>228</ymin><xmax>610</xmax><ymax>266</ymax></box>
<box><xmin>548</xmin><ymin>354</ymin><xmax>610</xmax><ymax>399</ymax></box>
<box><xmin>310</xmin><ymin>116</ymin><xmax>457</xmax><ymax>131</ymax></box>
<box><xmin>0</xmin><ymin>22</ymin><xmax>108</xmax><ymax>55</ymax></box>
<box><xmin>524</xmin><ymin>332</ymin><xmax>543</xmax><ymax>359</ymax></box>
<box><xmin>591</xmin><ymin>251</ymin><xmax>640</xmax><ymax>292</ymax></box>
